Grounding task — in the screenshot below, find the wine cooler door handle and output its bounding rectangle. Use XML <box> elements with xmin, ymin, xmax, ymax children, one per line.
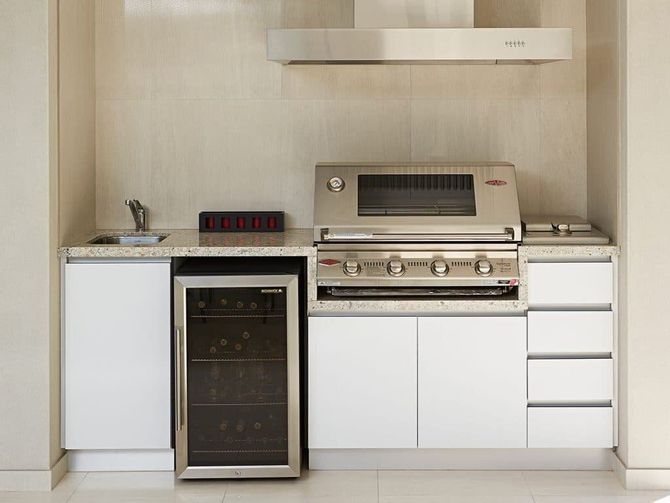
<box><xmin>175</xmin><ymin>327</ymin><xmax>184</xmax><ymax>431</ymax></box>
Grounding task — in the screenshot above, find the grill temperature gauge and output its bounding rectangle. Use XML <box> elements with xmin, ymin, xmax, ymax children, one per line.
<box><xmin>327</xmin><ymin>176</ymin><xmax>345</xmax><ymax>192</ymax></box>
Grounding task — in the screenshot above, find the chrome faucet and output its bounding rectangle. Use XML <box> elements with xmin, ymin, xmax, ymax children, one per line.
<box><xmin>125</xmin><ymin>199</ymin><xmax>147</xmax><ymax>232</ymax></box>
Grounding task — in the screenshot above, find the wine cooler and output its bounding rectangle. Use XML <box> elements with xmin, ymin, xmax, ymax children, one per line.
<box><xmin>174</xmin><ymin>270</ymin><xmax>300</xmax><ymax>479</ymax></box>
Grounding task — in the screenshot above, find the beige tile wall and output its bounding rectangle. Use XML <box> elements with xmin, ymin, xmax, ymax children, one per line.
<box><xmin>95</xmin><ymin>0</ymin><xmax>587</xmax><ymax>229</ymax></box>
<box><xmin>60</xmin><ymin>0</ymin><xmax>96</xmax><ymax>244</ymax></box>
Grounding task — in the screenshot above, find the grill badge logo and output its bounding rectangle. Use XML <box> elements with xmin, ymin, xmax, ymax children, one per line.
<box><xmin>319</xmin><ymin>259</ymin><xmax>341</xmax><ymax>267</ymax></box>
<box><xmin>485</xmin><ymin>179</ymin><xmax>508</xmax><ymax>186</ymax></box>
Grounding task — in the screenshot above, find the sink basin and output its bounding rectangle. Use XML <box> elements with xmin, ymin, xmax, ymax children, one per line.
<box><xmin>88</xmin><ymin>233</ymin><xmax>169</xmax><ymax>246</ymax></box>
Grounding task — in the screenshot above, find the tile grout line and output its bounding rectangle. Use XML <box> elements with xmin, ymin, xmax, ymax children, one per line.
<box><xmin>521</xmin><ymin>470</ymin><xmax>536</xmax><ymax>500</ymax></box>
<box><xmin>376</xmin><ymin>469</ymin><xmax>380</xmax><ymax>503</ymax></box>
<box><xmin>64</xmin><ymin>472</ymin><xmax>89</xmax><ymax>503</ymax></box>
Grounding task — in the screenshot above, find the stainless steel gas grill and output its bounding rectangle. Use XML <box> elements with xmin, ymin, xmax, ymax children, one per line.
<box><xmin>313</xmin><ymin>162</ymin><xmax>522</xmax><ymax>298</ymax></box>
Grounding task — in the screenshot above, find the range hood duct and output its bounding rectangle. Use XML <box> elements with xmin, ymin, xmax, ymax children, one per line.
<box><xmin>267</xmin><ymin>0</ymin><xmax>572</xmax><ymax>65</ymax></box>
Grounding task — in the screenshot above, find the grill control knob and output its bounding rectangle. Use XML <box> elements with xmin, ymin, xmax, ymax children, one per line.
<box><xmin>431</xmin><ymin>259</ymin><xmax>449</xmax><ymax>277</ymax></box>
<box><xmin>343</xmin><ymin>260</ymin><xmax>361</xmax><ymax>277</ymax></box>
<box><xmin>387</xmin><ymin>260</ymin><xmax>405</xmax><ymax>277</ymax></box>
<box><xmin>475</xmin><ymin>260</ymin><xmax>493</xmax><ymax>276</ymax></box>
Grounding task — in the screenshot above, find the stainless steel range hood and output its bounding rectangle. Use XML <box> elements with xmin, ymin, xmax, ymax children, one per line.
<box><xmin>267</xmin><ymin>0</ymin><xmax>572</xmax><ymax>65</ymax></box>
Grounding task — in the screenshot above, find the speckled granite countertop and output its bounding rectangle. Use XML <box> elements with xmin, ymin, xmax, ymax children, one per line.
<box><xmin>59</xmin><ymin>229</ymin><xmax>317</xmax><ymax>258</ymax></box>
<box><xmin>60</xmin><ymin>230</ymin><xmax>619</xmax><ymax>314</ymax></box>
<box><xmin>520</xmin><ymin>244</ymin><xmax>620</xmax><ymax>257</ymax></box>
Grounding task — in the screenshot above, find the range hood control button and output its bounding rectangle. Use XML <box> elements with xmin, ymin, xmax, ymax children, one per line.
<box><xmin>343</xmin><ymin>260</ymin><xmax>361</xmax><ymax>276</ymax></box>
<box><xmin>431</xmin><ymin>260</ymin><xmax>449</xmax><ymax>277</ymax></box>
<box><xmin>474</xmin><ymin>260</ymin><xmax>493</xmax><ymax>276</ymax></box>
<box><xmin>387</xmin><ymin>260</ymin><xmax>405</xmax><ymax>277</ymax></box>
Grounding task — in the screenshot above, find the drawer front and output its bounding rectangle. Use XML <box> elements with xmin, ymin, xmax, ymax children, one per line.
<box><xmin>528</xmin><ymin>359</ymin><xmax>613</xmax><ymax>402</ymax></box>
<box><xmin>528</xmin><ymin>262</ymin><xmax>613</xmax><ymax>306</ymax></box>
<box><xmin>528</xmin><ymin>312</ymin><xmax>613</xmax><ymax>354</ymax></box>
<box><xmin>528</xmin><ymin>407</ymin><xmax>614</xmax><ymax>448</ymax></box>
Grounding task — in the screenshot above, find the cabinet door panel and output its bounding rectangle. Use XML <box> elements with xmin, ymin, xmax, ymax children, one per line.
<box><xmin>418</xmin><ymin>317</ymin><xmax>526</xmax><ymax>448</ymax></box>
<box><xmin>308</xmin><ymin>317</ymin><xmax>417</xmax><ymax>449</ymax></box>
<box><xmin>64</xmin><ymin>261</ymin><xmax>171</xmax><ymax>449</ymax></box>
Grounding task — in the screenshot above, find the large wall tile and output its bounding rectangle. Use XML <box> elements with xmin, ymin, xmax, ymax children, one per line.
<box><xmin>475</xmin><ymin>0</ymin><xmax>541</xmax><ymax>27</ymax></box>
<box><xmin>538</xmin><ymin>98</ymin><xmax>587</xmax><ymax>216</ymax></box>
<box><xmin>96</xmin><ymin>100</ymin><xmax>154</xmax><ymax>229</ymax></box>
<box><xmin>282</xmin><ymin>66</ymin><xmax>411</xmax><ymax>99</ymax></box>
<box><xmin>540</xmin><ymin>0</ymin><xmax>587</xmax><ymax>100</ymax></box>
<box><xmin>152</xmin><ymin>0</ymin><xmax>282</xmax><ymax>99</ymax></box>
<box><xmin>282</xmin><ymin>0</ymin><xmax>353</xmax><ymax>28</ymax></box>
<box><xmin>411</xmin><ymin>99</ymin><xmax>541</xmax><ymax>214</ymax></box>
<box><xmin>411</xmin><ymin>65</ymin><xmax>539</xmax><ymax>100</ymax></box>
<box><xmin>150</xmin><ymin>99</ymin><xmax>286</xmax><ymax>228</ymax></box>
<box><xmin>95</xmin><ymin>0</ymin><xmax>154</xmax><ymax>99</ymax></box>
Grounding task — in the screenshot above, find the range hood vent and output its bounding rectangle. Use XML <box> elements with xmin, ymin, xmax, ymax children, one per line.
<box><xmin>267</xmin><ymin>0</ymin><xmax>572</xmax><ymax>65</ymax></box>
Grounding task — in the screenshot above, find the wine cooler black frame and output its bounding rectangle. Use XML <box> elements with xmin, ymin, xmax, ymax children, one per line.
<box><xmin>174</xmin><ymin>274</ymin><xmax>300</xmax><ymax>479</ymax></box>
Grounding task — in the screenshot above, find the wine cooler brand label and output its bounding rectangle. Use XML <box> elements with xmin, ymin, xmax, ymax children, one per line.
<box><xmin>261</xmin><ymin>289</ymin><xmax>284</xmax><ymax>294</ymax></box>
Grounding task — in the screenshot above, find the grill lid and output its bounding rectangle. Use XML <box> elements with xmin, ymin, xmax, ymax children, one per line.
<box><xmin>313</xmin><ymin>162</ymin><xmax>522</xmax><ymax>244</ymax></box>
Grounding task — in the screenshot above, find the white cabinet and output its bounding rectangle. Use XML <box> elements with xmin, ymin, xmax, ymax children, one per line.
<box><xmin>308</xmin><ymin>317</ymin><xmax>417</xmax><ymax>449</ymax></box>
<box><xmin>526</xmin><ymin>256</ymin><xmax>617</xmax><ymax>450</ymax></box>
<box><xmin>64</xmin><ymin>260</ymin><xmax>172</xmax><ymax>450</ymax></box>
<box><xmin>418</xmin><ymin>317</ymin><xmax>527</xmax><ymax>448</ymax></box>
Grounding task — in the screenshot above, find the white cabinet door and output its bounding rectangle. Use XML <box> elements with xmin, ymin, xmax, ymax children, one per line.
<box><xmin>64</xmin><ymin>261</ymin><xmax>172</xmax><ymax>449</ymax></box>
<box><xmin>308</xmin><ymin>317</ymin><xmax>417</xmax><ymax>449</ymax></box>
<box><xmin>418</xmin><ymin>317</ymin><xmax>527</xmax><ymax>448</ymax></box>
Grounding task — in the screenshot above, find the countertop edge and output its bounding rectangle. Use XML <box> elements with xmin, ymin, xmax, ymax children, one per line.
<box><xmin>519</xmin><ymin>244</ymin><xmax>620</xmax><ymax>257</ymax></box>
<box><xmin>58</xmin><ymin>229</ymin><xmax>619</xmax><ymax>259</ymax></box>
<box><xmin>309</xmin><ymin>299</ymin><xmax>526</xmax><ymax>314</ymax></box>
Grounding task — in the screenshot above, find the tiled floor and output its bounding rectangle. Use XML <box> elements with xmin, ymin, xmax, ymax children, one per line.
<box><xmin>0</xmin><ymin>470</ymin><xmax>669</xmax><ymax>503</ymax></box>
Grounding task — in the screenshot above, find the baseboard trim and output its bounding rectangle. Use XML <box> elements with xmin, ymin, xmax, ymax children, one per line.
<box><xmin>310</xmin><ymin>449</ymin><xmax>613</xmax><ymax>470</ymax></box>
<box><xmin>613</xmin><ymin>453</ymin><xmax>670</xmax><ymax>490</ymax></box>
<box><xmin>68</xmin><ymin>449</ymin><xmax>174</xmax><ymax>472</ymax></box>
<box><xmin>0</xmin><ymin>452</ymin><xmax>68</xmax><ymax>491</ymax></box>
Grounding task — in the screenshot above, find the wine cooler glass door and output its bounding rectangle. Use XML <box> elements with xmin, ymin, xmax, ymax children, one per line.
<box><xmin>174</xmin><ymin>275</ymin><xmax>300</xmax><ymax>478</ymax></box>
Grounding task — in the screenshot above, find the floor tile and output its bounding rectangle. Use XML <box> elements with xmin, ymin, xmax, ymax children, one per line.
<box><xmin>523</xmin><ymin>471</ymin><xmax>629</xmax><ymax>496</ymax></box>
<box><xmin>0</xmin><ymin>473</ymin><xmax>86</xmax><ymax>503</ymax></box>
<box><xmin>378</xmin><ymin>470</ymin><xmax>532</xmax><ymax>498</ymax></box>
<box><xmin>223</xmin><ymin>470</ymin><xmax>377</xmax><ymax>502</ymax></box>
<box><xmin>380</xmin><ymin>496</ymin><xmax>534</xmax><ymax>503</ymax></box>
<box><xmin>533</xmin><ymin>495</ymin><xmax>670</xmax><ymax>503</ymax></box>
<box><xmin>68</xmin><ymin>471</ymin><xmax>226</xmax><ymax>503</ymax></box>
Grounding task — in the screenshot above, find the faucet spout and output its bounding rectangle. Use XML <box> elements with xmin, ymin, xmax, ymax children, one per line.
<box><xmin>125</xmin><ymin>199</ymin><xmax>147</xmax><ymax>232</ymax></box>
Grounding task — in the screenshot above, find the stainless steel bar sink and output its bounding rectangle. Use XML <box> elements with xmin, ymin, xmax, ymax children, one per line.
<box><xmin>88</xmin><ymin>233</ymin><xmax>169</xmax><ymax>246</ymax></box>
